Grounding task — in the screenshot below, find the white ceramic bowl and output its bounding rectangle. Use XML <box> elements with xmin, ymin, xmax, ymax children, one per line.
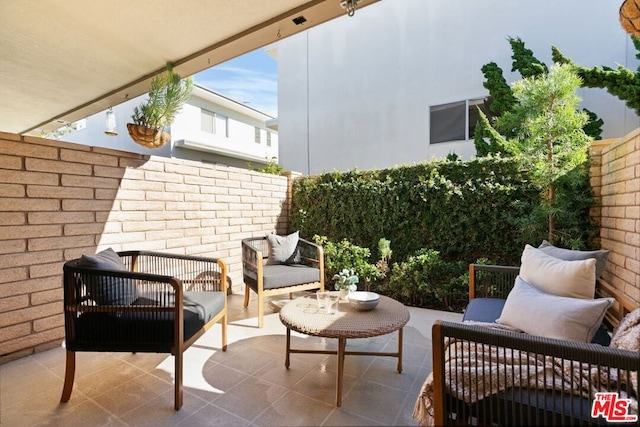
<box><xmin>348</xmin><ymin>291</ymin><xmax>380</xmax><ymax>311</ymax></box>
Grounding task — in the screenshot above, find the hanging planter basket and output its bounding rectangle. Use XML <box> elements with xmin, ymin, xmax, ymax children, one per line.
<box><xmin>620</xmin><ymin>0</ymin><xmax>640</xmax><ymax>37</ymax></box>
<box><xmin>126</xmin><ymin>123</ymin><xmax>170</xmax><ymax>149</ymax></box>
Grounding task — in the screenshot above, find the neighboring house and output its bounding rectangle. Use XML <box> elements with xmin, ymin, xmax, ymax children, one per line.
<box><xmin>63</xmin><ymin>85</ymin><xmax>278</xmax><ymax>169</ymax></box>
<box><xmin>275</xmin><ymin>0</ymin><xmax>640</xmax><ymax>175</ymax></box>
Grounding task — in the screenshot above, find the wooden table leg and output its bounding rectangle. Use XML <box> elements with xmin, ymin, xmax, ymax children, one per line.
<box><xmin>397</xmin><ymin>328</ymin><xmax>403</xmax><ymax>373</ymax></box>
<box><xmin>336</xmin><ymin>337</ymin><xmax>346</xmax><ymax>407</ymax></box>
<box><xmin>285</xmin><ymin>328</ymin><xmax>291</xmax><ymax>369</ymax></box>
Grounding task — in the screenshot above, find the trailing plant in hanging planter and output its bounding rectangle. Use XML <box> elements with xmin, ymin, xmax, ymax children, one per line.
<box><xmin>127</xmin><ymin>64</ymin><xmax>193</xmax><ymax>148</ymax></box>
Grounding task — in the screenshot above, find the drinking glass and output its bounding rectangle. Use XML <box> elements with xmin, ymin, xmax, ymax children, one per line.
<box><xmin>316</xmin><ymin>291</ymin><xmax>328</xmax><ymax>309</ymax></box>
<box><xmin>326</xmin><ymin>293</ymin><xmax>340</xmax><ymax>314</ymax></box>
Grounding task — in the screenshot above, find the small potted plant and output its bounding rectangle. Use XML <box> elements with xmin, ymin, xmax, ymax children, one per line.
<box><xmin>332</xmin><ymin>268</ymin><xmax>359</xmax><ymax>299</ymax></box>
<box><xmin>127</xmin><ymin>63</ymin><xmax>193</xmax><ymax>148</ymax></box>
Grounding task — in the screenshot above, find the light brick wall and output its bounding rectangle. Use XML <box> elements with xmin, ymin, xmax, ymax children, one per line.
<box><xmin>5</xmin><ymin>127</ymin><xmax>637</xmax><ymax>363</ymax></box>
<box><xmin>590</xmin><ymin>128</ymin><xmax>640</xmax><ymax>306</ymax></box>
<box><xmin>0</xmin><ymin>132</ymin><xmax>289</xmax><ymax>363</ymax></box>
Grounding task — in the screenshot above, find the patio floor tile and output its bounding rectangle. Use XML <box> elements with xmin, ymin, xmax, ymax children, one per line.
<box><xmin>0</xmin><ymin>292</ymin><xmax>462</xmax><ymax>426</ymax></box>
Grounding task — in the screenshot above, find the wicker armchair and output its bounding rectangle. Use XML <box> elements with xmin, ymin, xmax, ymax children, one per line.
<box><xmin>60</xmin><ymin>250</ymin><xmax>228</xmax><ymax>410</ymax></box>
<box><xmin>427</xmin><ymin>264</ymin><xmax>639</xmax><ymax>426</ymax></box>
<box><xmin>242</xmin><ymin>236</ymin><xmax>324</xmax><ymax>327</ymax></box>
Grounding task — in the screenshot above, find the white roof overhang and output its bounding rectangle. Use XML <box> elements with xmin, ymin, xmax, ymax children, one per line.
<box><xmin>0</xmin><ymin>0</ymin><xmax>379</xmax><ymax>135</ymax></box>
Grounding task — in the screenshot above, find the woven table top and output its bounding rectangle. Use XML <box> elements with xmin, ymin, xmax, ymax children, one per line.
<box><xmin>279</xmin><ymin>294</ymin><xmax>410</xmax><ymax>339</ymax></box>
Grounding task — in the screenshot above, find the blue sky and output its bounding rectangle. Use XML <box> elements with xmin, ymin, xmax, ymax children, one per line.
<box><xmin>194</xmin><ymin>48</ymin><xmax>278</xmax><ymax>118</ymax></box>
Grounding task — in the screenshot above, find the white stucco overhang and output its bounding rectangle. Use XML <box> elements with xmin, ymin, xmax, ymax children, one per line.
<box><xmin>0</xmin><ymin>0</ymin><xmax>379</xmax><ymax>136</ymax></box>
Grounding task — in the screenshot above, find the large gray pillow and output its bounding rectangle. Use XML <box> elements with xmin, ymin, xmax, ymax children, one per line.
<box><xmin>520</xmin><ymin>244</ymin><xmax>596</xmax><ymax>299</ymax></box>
<box><xmin>538</xmin><ymin>240</ymin><xmax>609</xmax><ymax>278</ymax></box>
<box><xmin>498</xmin><ymin>276</ymin><xmax>613</xmax><ymax>343</ymax></box>
<box><xmin>267</xmin><ymin>231</ymin><xmax>301</xmax><ymax>264</ymax></box>
<box><xmin>78</xmin><ymin>248</ymin><xmax>137</xmax><ymax>305</ymax></box>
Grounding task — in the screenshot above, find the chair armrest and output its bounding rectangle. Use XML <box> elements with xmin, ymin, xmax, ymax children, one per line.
<box><xmin>431</xmin><ymin>320</ymin><xmax>640</xmax><ymax>426</ymax></box>
<box><xmin>119</xmin><ymin>251</ymin><xmax>225</xmax><ymax>289</ymax></box>
<box><xmin>597</xmin><ymin>278</ymin><xmax>637</xmax><ymax>331</ymax></box>
<box><xmin>297</xmin><ymin>238</ymin><xmax>323</xmax><ymax>268</ymax></box>
<box><xmin>65</xmin><ymin>252</ymin><xmax>227</xmax><ymax>309</ymax></box>
<box><xmin>242</xmin><ymin>238</ymin><xmax>263</xmax><ymax>279</ymax></box>
<box><xmin>63</xmin><ymin>263</ymin><xmax>181</xmax><ymax>314</ymax></box>
<box><xmin>241</xmin><ymin>236</ymin><xmax>323</xmax><ymax>269</ymax></box>
<box><xmin>469</xmin><ymin>263</ymin><xmax>520</xmax><ymax>300</ymax></box>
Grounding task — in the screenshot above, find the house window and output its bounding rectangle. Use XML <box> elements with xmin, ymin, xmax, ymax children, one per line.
<box><xmin>266</xmin><ymin>132</ymin><xmax>271</xmax><ymax>147</ymax></box>
<box><xmin>216</xmin><ymin>113</ymin><xmax>228</xmax><ymax>137</ymax></box>
<box><xmin>201</xmin><ymin>110</ymin><xmax>215</xmax><ymax>133</ymax></box>
<box><xmin>255</xmin><ymin>127</ymin><xmax>261</xmax><ymax>144</ymax></box>
<box><xmin>201</xmin><ymin>109</ymin><xmax>228</xmax><ymax>137</ymax></box>
<box><xmin>430</xmin><ymin>97</ymin><xmax>494</xmax><ymax>144</ymax></box>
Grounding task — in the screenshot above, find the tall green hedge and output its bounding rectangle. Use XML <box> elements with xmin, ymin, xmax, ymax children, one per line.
<box><xmin>290</xmin><ymin>156</ymin><xmax>593</xmax><ymax>266</ymax></box>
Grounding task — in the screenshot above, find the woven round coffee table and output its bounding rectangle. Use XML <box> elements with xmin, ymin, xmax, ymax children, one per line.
<box><xmin>279</xmin><ymin>293</ymin><xmax>410</xmax><ymax>406</ymax></box>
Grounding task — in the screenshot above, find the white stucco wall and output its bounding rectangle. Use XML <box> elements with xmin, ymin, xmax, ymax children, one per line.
<box><xmin>171</xmin><ymin>103</ymin><xmax>278</xmax><ymax>164</ymax></box>
<box><xmin>278</xmin><ymin>0</ymin><xmax>640</xmax><ymax>175</ymax></box>
<box><xmin>62</xmin><ymin>87</ymin><xmax>278</xmax><ymax>167</ymax></box>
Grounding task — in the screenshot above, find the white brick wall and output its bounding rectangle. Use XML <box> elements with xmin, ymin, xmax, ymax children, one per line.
<box><xmin>0</xmin><ymin>132</ymin><xmax>290</xmax><ymax>363</ymax></box>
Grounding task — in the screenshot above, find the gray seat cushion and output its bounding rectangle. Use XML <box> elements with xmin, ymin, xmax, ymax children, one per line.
<box><xmin>254</xmin><ymin>264</ymin><xmax>320</xmax><ymax>290</ymax></box>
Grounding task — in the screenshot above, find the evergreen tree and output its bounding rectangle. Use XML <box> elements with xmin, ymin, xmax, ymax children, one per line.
<box><xmin>480</xmin><ymin>62</ymin><xmax>517</xmax><ymax>115</ymax></box>
<box><xmin>509</xmin><ymin>37</ymin><xmax>548</xmax><ymax>78</ymax></box>
<box><xmin>476</xmin><ymin>36</ymin><xmax>637</xmax><ymax>151</ymax></box>
<box><xmin>481</xmin><ymin>64</ymin><xmax>591</xmax><ymax>242</ymax></box>
<box><xmin>473</xmin><ymin>110</ymin><xmax>519</xmax><ymax>156</ymax></box>
<box><xmin>552</xmin><ymin>36</ymin><xmax>640</xmax><ymax>115</ymax></box>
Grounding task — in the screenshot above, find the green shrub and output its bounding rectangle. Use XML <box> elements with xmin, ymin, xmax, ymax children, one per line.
<box><xmin>248</xmin><ymin>158</ymin><xmax>285</xmax><ymax>175</ymax></box>
<box><xmin>312</xmin><ymin>235</ymin><xmax>380</xmax><ymax>290</ymax></box>
<box><xmin>378</xmin><ymin>249</ymin><xmax>467</xmax><ymax>311</ymax></box>
<box><xmin>292</xmin><ymin>156</ymin><xmax>595</xmax><ymax>266</ymax></box>
<box><xmin>292</xmin><ymin>156</ymin><xmax>596</xmax><ymax>312</ymax></box>
<box><xmin>292</xmin><ymin>157</ymin><xmax>549</xmax><ymax>265</ymax></box>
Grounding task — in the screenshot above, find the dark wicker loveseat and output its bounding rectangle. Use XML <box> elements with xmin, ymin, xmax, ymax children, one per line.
<box><xmin>428</xmin><ymin>264</ymin><xmax>639</xmax><ymax>426</ymax></box>
<box><xmin>60</xmin><ymin>249</ymin><xmax>228</xmax><ymax>410</ymax></box>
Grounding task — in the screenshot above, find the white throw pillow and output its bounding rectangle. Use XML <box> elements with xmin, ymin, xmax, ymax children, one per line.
<box><xmin>520</xmin><ymin>244</ymin><xmax>596</xmax><ymax>299</ymax></box>
<box><xmin>498</xmin><ymin>276</ymin><xmax>613</xmax><ymax>343</ymax></box>
<box><xmin>267</xmin><ymin>231</ymin><xmax>300</xmax><ymax>264</ymax></box>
